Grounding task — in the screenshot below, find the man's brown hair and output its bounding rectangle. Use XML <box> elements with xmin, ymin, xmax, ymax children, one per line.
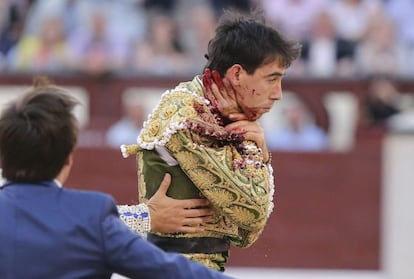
<box><xmin>205</xmin><ymin>9</ymin><xmax>302</xmax><ymax>76</ymax></box>
<box><xmin>0</xmin><ymin>77</ymin><xmax>79</xmax><ymax>182</ymax></box>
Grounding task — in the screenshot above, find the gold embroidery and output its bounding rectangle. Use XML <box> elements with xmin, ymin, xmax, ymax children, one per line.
<box><xmin>175</xmin><ymin>151</ymin><xmax>199</xmax><ymax>169</ymax></box>
<box><xmin>161</xmin><ymin>104</ymin><xmax>178</xmax><ymax>119</ymax></box>
<box><xmin>226</xmin><ymin>206</ymin><xmax>258</xmax><ymax>225</ymax></box>
<box><xmin>167</xmin><ymin>135</ymin><xmax>182</xmax><ymax>152</ymax></box>
<box><xmin>146</xmin><ymin>119</ymin><xmax>161</xmax><ymax>138</ymax></box>
<box><xmin>165</xmin><ymin>131</ymin><xmax>270</xmax><ymax>232</ymax></box>
<box><xmin>178</xmin><ymin>106</ymin><xmax>195</xmax><ymax>117</ymax></box>
<box><xmin>188</xmin><ymin>169</ymin><xmax>216</xmax><ymax>189</ymax></box>
<box><xmin>182</xmin><ymin>252</ymin><xmax>227</xmax><ymax>271</ymax></box>
<box><xmin>203</xmin><ymin>188</ymin><xmax>235</xmax><ymax>207</ymax></box>
<box><xmin>137</xmin><ymin>152</ymin><xmax>147</xmax><ymax>202</ymax></box>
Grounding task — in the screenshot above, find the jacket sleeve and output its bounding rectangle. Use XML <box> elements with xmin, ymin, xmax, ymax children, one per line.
<box><xmin>100</xmin><ymin>196</ymin><xmax>234</xmax><ymax>279</ymax></box>
<box><xmin>117</xmin><ymin>203</ymin><xmax>151</xmax><ymax>237</ymax></box>
<box><xmin>164</xmin><ymin>128</ymin><xmax>274</xmax><ymax>232</ymax></box>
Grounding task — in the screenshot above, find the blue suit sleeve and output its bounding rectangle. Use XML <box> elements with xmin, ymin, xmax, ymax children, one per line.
<box><xmin>100</xmin><ymin>197</ymin><xmax>234</xmax><ymax>279</ymax></box>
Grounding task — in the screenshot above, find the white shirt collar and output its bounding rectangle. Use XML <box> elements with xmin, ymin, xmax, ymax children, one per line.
<box><xmin>54</xmin><ymin>179</ymin><xmax>63</xmax><ymax>188</ymax></box>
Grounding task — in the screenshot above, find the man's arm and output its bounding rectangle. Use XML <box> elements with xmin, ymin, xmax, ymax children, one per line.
<box><xmin>104</xmin><ymin>197</ymin><xmax>234</xmax><ymax>279</ymax></box>
<box><xmin>118</xmin><ymin>174</ymin><xmax>214</xmax><ymax>236</ymax></box>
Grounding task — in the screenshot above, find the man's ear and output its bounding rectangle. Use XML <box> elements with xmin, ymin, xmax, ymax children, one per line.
<box><xmin>225</xmin><ymin>64</ymin><xmax>243</xmax><ymax>86</ymax></box>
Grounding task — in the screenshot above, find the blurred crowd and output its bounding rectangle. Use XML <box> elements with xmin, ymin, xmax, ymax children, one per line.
<box><xmin>0</xmin><ymin>0</ymin><xmax>413</xmax><ymax>78</ymax></box>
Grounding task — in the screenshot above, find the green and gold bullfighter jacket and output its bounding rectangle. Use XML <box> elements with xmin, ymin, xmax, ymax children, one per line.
<box><xmin>121</xmin><ymin>76</ymin><xmax>275</xmax><ymax>271</ymax></box>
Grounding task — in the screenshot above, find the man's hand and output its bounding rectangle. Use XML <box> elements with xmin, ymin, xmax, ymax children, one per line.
<box><xmin>202</xmin><ymin>68</ymin><xmax>241</xmax><ymax>118</ymax></box>
<box><xmin>225</xmin><ymin>120</ymin><xmax>270</xmax><ymax>162</ymax></box>
<box><xmin>147</xmin><ymin>173</ymin><xmax>214</xmax><ymax>234</ymax></box>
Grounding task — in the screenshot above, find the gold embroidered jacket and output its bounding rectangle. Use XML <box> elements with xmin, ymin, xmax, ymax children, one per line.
<box><xmin>122</xmin><ymin>76</ymin><xmax>275</xmax><ymax>270</ymax></box>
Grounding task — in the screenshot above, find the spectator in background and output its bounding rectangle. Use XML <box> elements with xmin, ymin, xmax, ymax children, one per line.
<box><xmin>261</xmin><ymin>0</ymin><xmax>328</xmax><ymax>76</ymax></box>
<box><xmin>364</xmin><ymin>76</ymin><xmax>402</xmax><ymax>127</ymax></box>
<box><xmin>25</xmin><ymin>0</ymin><xmax>147</xmax><ymax>52</ymax></box>
<box><xmin>305</xmin><ymin>11</ymin><xmax>338</xmax><ymax>77</ymax></box>
<box><xmin>178</xmin><ymin>2</ymin><xmax>217</xmax><ymax>73</ymax></box>
<box><xmin>305</xmin><ymin>9</ymin><xmax>365</xmax><ymax>78</ymax></box>
<box><xmin>98</xmin><ymin>0</ymin><xmax>148</xmax><ymax>52</ymax></box>
<box><xmin>385</xmin><ymin>0</ymin><xmax>414</xmax><ymax>77</ymax></box>
<box><xmin>327</xmin><ymin>0</ymin><xmax>383</xmax><ymax>76</ymax></box>
<box><xmin>355</xmin><ymin>11</ymin><xmax>403</xmax><ymax>76</ymax></box>
<box><xmin>23</xmin><ymin>0</ymin><xmax>81</xmax><ymax>37</ymax></box>
<box><xmin>9</xmin><ymin>15</ymin><xmax>70</xmax><ymax>73</ymax></box>
<box><xmin>67</xmin><ymin>9</ymin><xmax>128</xmax><ymax>75</ymax></box>
<box><xmin>129</xmin><ymin>10</ymin><xmax>190</xmax><ymax>76</ymax></box>
<box><xmin>106</xmin><ymin>101</ymin><xmax>145</xmax><ymax>148</ymax></box>
<box><xmin>266</xmin><ymin>100</ymin><xmax>328</xmax><ymax>151</ymax></box>
<box><xmin>261</xmin><ymin>0</ymin><xmax>328</xmax><ymax>42</ymax></box>
<box><xmin>0</xmin><ymin>0</ymin><xmax>33</xmax><ymax>70</ymax></box>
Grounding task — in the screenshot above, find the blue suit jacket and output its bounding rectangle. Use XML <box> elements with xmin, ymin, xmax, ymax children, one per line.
<box><xmin>0</xmin><ymin>181</ymin><xmax>233</xmax><ymax>279</ymax></box>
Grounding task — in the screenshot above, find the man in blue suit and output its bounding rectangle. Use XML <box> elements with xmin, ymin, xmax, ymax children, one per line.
<box><xmin>0</xmin><ymin>78</ymin><xmax>234</xmax><ymax>279</ymax></box>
